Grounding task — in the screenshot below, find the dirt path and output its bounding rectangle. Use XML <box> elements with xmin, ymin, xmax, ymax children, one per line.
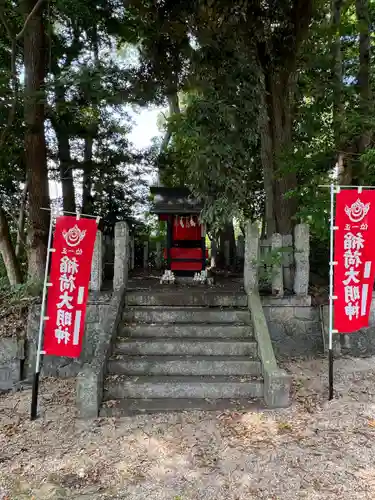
<box><xmin>1</xmin><ymin>356</ymin><xmax>375</xmax><ymax>499</ymax></box>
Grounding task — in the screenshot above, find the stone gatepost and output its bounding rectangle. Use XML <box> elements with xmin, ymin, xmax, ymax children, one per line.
<box><xmin>143</xmin><ymin>241</ymin><xmax>149</xmax><ymax>270</ymax></box>
<box><xmin>224</xmin><ymin>240</ymin><xmax>230</xmax><ymax>268</ymax></box>
<box><xmin>130</xmin><ymin>237</ymin><xmax>135</xmax><ymax>270</ymax></box>
<box><xmin>294</xmin><ymin>223</ymin><xmax>310</xmax><ymax>296</ymax></box>
<box><xmin>237</xmin><ymin>235</ymin><xmax>245</xmax><ymax>260</ymax></box>
<box><xmin>244</xmin><ymin>221</ymin><xmax>260</xmax><ymax>293</ymax></box>
<box><xmin>114</xmin><ymin>221</ymin><xmax>129</xmax><ymax>291</ymax></box>
<box><xmin>155</xmin><ymin>241</ymin><xmax>162</xmax><ymax>270</ymax></box>
<box><xmin>211</xmin><ymin>240</ymin><xmax>217</xmax><ymax>268</ymax></box>
<box><xmin>90</xmin><ymin>229</ymin><xmax>103</xmax><ymax>291</ymax></box>
<box><xmin>271</xmin><ymin>233</ymin><xmax>283</xmax><ymax>297</ymax></box>
<box><xmin>282</xmin><ymin>234</ymin><xmax>294</xmax><ymax>292</ymax></box>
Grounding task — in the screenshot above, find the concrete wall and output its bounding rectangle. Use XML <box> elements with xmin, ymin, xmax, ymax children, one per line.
<box><xmin>321</xmin><ymin>300</ymin><xmax>375</xmax><ymax>357</ymax></box>
<box><xmin>262</xmin><ymin>296</ymin><xmax>323</xmax><ymax>359</ymax></box>
<box><xmin>0</xmin><ymin>337</ymin><xmax>25</xmax><ymax>391</ymax></box>
<box><xmin>24</xmin><ymin>292</ymin><xmax>112</xmax><ymax>379</ymax></box>
<box><xmin>263</xmin><ymin>296</ymin><xmax>375</xmax><ymax>360</ymax></box>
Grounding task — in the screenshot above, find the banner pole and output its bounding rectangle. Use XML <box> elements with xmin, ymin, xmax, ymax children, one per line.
<box><xmin>31</xmin><ymin>213</ymin><xmax>54</xmax><ymax>420</ymax></box>
<box><xmin>328</xmin><ymin>183</ymin><xmax>335</xmax><ymax>400</ymax></box>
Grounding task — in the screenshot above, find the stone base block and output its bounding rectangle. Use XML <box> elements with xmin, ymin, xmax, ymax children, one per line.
<box><xmin>0</xmin><ymin>360</ymin><xmax>21</xmax><ymax>391</ymax></box>
<box><xmin>0</xmin><ymin>338</ymin><xmax>24</xmax><ymax>391</ymax></box>
<box><xmin>264</xmin><ymin>370</ymin><xmax>291</xmax><ymax>408</ymax></box>
<box><xmin>76</xmin><ymin>367</ymin><xmax>102</xmax><ymax>419</ymax></box>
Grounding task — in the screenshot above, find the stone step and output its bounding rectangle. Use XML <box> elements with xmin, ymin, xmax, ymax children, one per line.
<box><xmin>100</xmin><ymin>397</ymin><xmax>264</xmax><ymax>417</ymax></box>
<box><xmin>119</xmin><ymin>323</ymin><xmax>253</xmax><ymax>339</ymax></box>
<box><xmin>108</xmin><ymin>356</ymin><xmax>262</xmax><ymax>376</ymax></box>
<box><xmin>104</xmin><ymin>375</ymin><xmax>264</xmax><ymax>399</ymax></box>
<box><xmin>113</xmin><ymin>338</ymin><xmax>258</xmax><ymax>357</ymax></box>
<box><xmin>123</xmin><ymin>307</ymin><xmax>251</xmax><ymax>324</ymax></box>
<box><xmin>126</xmin><ymin>291</ymin><xmax>247</xmax><ymax>308</ymax></box>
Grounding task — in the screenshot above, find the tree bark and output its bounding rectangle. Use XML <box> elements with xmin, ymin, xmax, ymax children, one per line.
<box><xmin>22</xmin><ymin>0</ymin><xmax>50</xmax><ymax>281</ymax></box>
<box><xmin>255</xmin><ymin>0</ymin><xmax>313</xmax><ymax>236</ymax></box>
<box><xmin>259</xmin><ymin>68</ymin><xmax>298</xmax><ymax>235</ymax></box>
<box><xmin>54</xmin><ymin>84</ymin><xmax>76</xmax><ymax>212</ymax></box>
<box><xmin>219</xmin><ymin>222</ymin><xmax>236</xmax><ymax>269</ymax></box>
<box><xmin>81</xmin><ymin>30</ymin><xmax>99</xmax><ymax>214</ymax></box>
<box><xmin>82</xmin><ymin>134</ymin><xmax>94</xmax><ymax>213</ymax></box>
<box><xmin>259</xmin><ymin>74</ymin><xmax>276</xmax><ymax>236</ymax></box>
<box><xmin>271</xmin><ymin>72</ymin><xmax>297</xmax><ymax>235</ymax></box>
<box><xmin>0</xmin><ymin>207</ymin><xmax>22</xmax><ymax>285</ymax></box>
<box><xmin>58</xmin><ymin>130</ymin><xmax>76</xmax><ymax>213</ymax></box>
<box><xmin>15</xmin><ymin>180</ymin><xmax>28</xmax><ymax>257</ymax></box>
<box><xmin>331</xmin><ymin>0</ymin><xmax>349</xmax><ymax>183</ymax></box>
<box><xmin>159</xmin><ymin>91</ymin><xmax>180</xmax><ymax>155</ymax></box>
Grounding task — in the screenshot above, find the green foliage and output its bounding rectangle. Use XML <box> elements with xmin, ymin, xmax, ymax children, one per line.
<box><xmin>255</xmin><ymin>247</ymin><xmax>291</xmax><ymax>288</ymax></box>
<box><xmin>0</xmin><ymin>279</ymin><xmax>43</xmax><ymax>304</ymax></box>
<box><xmin>158</xmin><ymin>29</ymin><xmax>263</xmax><ymax>229</ymax></box>
<box><xmin>0</xmin><ymin>0</ymin><xmax>374</xmax><ymax>286</ymax></box>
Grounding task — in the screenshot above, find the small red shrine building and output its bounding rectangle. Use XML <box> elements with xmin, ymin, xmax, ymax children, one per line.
<box><xmin>150</xmin><ymin>186</ymin><xmax>208</xmax><ymax>275</ymax></box>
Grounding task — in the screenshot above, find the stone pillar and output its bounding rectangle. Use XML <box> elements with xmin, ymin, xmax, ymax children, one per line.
<box><xmin>90</xmin><ymin>230</ymin><xmax>103</xmax><ymax>291</ymax></box>
<box><xmin>211</xmin><ymin>240</ymin><xmax>217</xmax><ymax>268</ymax></box>
<box><xmin>244</xmin><ymin>221</ymin><xmax>259</xmax><ymax>293</ymax></box>
<box><xmin>237</xmin><ymin>235</ymin><xmax>245</xmax><ymax>259</ymax></box>
<box><xmin>282</xmin><ymin>234</ymin><xmax>294</xmax><ymax>292</ymax></box>
<box><xmin>130</xmin><ymin>237</ymin><xmax>135</xmax><ymax>270</ymax></box>
<box><xmin>271</xmin><ymin>233</ymin><xmax>283</xmax><ymax>297</ymax></box>
<box><xmin>114</xmin><ymin>221</ymin><xmax>129</xmax><ymax>291</ymax></box>
<box><xmin>224</xmin><ymin>240</ymin><xmax>230</xmax><ymax>268</ymax></box>
<box><xmin>143</xmin><ymin>241</ymin><xmax>149</xmax><ymax>270</ymax></box>
<box><xmin>294</xmin><ymin>223</ymin><xmax>310</xmax><ymax>296</ymax></box>
<box><xmin>155</xmin><ymin>241</ymin><xmax>162</xmax><ymax>270</ymax></box>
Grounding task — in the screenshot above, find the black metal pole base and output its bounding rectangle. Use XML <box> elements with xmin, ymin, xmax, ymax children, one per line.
<box><xmin>328</xmin><ymin>348</ymin><xmax>334</xmax><ymax>401</ymax></box>
<box><xmin>30</xmin><ymin>371</ymin><xmax>40</xmax><ymax>420</ymax></box>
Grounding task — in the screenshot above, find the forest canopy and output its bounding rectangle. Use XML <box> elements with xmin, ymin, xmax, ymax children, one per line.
<box><xmin>0</xmin><ymin>0</ymin><xmax>374</xmax><ymax>286</ymax></box>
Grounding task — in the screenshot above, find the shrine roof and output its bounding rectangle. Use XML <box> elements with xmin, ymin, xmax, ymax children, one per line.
<box><xmin>150</xmin><ymin>186</ymin><xmax>203</xmax><ymax>215</ymax></box>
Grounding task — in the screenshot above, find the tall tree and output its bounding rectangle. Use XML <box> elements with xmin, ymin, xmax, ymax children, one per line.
<box><xmin>22</xmin><ymin>0</ymin><xmax>50</xmax><ymax>281</ymax></box>
<box><xmin>254</xmin><ymin>0</ymin><xmax>314</xmax><ymax>234</ymax></box>
<box><xmin>355</xmin><ymin>0</ymin><xmax>372</xmax><ymax>164</ymax></box>
<box><xmin>53</xmin><ymin>82</ymin><xmax>76</xmax><ymax>213</ymax></box>
<box><xmin>332</xmin><ymin>0</ymin><xmax>347</xmax><ymax>182</ymax></box>
<box><xmin>48</xmin><ymin>27</ymin><xmax>84</xmax><ymax>214</ymax></box>
<box><xmin>0</xmin><ymin>207</ymin><xmax>22</xmax><ymax>285</ymax></box>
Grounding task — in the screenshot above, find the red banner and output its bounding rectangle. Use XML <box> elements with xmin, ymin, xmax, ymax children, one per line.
<box><xmin>334</xmin><ymin>190</ymin><xmax>375</xmax><ymax>333</ymax></box>
<box><xmin>43</xmin><ymin>216</ymin><xmax>97</xmax><ymax>357</ymax></box>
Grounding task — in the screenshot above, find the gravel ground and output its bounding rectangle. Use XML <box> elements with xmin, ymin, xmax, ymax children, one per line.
<box><xmin>1</xmin><ymin>356</ymin><xmax>375</xmax><ymax>500</ymax></box>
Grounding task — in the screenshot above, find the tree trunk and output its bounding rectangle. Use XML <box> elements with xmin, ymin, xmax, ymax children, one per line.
<box><xmin>0</xmin><ymin>207</ymin><xmax>22</xmax><ymax>286</ymax></box>
<box><xmin>332</xmin><ymin>0</ymin><xmax>349</xmax><ymax>183</ymax></box>
<box><xmin>259</xmin><ymin>75</ymin><xmax>276</xmax><ymax>236</ymax></box>
<box><xmin>54</xmin><ymin>84</ymin><xmax>76</xmax><ymax>213</ymax></box>
<box><xmin>58</xmin><ymin>131</ymin><xmax>76</xmax><ymax>213</ymax></box>
<box><xmin>219</xmin><ymin>222</ymin><xmax>236</xmax><ymax>269</ymax></box>
<box><xmin>15</xmin><ymin>180</ymin><xmax>28</xmax><ymax>257</ymax></box>
<box><xmin>82</xmin><ymin>32</ymin><xmax>99</xmax><ymax>214</ymax></box>
<box><xmin>355</xmin><ymin>0</ymin><xmax>372</xmax><ymax>159</ymax></box>
<box><xmin>271</xmin><ymin>73</ymin><xmax>297</xmax><ymax>234</ymax></box>
<box><xmin>159</xmin><ymin>91</ymin><xmax>180</xmax><ymax>156</ymax></box>
<box><xmin>260</xmin><ymin>69</ymin><xmax>298</xmax><ymax>236</ymax></box>
<box><xmin>22</xmin><ymin>0</ymin><xmax>50</xmax><ymax>281</ymax></box>
<box><xmin>82</xmin><ymin>134</ymin><xmax>94</xmax><ymax>214</ymax></box>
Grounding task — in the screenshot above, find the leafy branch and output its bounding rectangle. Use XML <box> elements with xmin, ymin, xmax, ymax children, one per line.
<box><xmin>0</xmin><ymin>0</ymin><xmax>45</xmax><ymax>148</ymax></box>
<box><xmin>254</xmin><ymin>246</ymin><xmax>292</xmax><ymax>284</ymax></box>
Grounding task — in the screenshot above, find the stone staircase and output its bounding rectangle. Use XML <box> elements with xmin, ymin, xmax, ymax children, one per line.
<box><xmin>100</xmin><ymin>289</ymin><xmax>266</xmax><ymax>416</ymax></box>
